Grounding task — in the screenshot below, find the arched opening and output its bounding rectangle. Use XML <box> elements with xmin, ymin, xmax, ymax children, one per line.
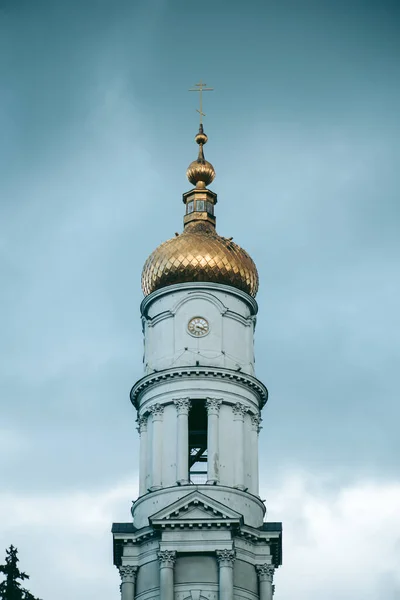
<box><xmin>188</xmin><ymin>399</ymin><xmax>208</xmax><ymax>484</ymax></box>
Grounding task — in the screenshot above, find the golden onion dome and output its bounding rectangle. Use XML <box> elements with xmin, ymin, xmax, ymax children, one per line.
<box><xmin>186</xmin><ymin>128</ymin><xmax>216</xmax><ymax>187</ymax></box>
<box><xmin>141</xmin><ymin>122</ymin><xmax>259</xmax><ymax>298</ymax></box>
<box><xmin>142</xmin><ymin>221</ymin><xmax>259</xmax><ymax>297</ymax></box>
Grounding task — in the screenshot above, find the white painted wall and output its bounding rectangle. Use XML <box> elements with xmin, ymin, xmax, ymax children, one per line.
<box><xmin>130</xmin><ymin>279</ymin><xmax>270</xmax><ymax>600</ymax></box>
<box><xmin>141</xmin><ymin>283</ymin><xmax>257</xmax><ymax>377</ymax></box>
<box><xmin>132</xmin><ymin>485</ymin><xmax>265</xmax><ymax>530</ymax></box>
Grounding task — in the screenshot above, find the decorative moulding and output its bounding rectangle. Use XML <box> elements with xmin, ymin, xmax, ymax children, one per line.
<box><xmin>130</xmin><ymin>366</ymin><xmax>268</xmax><ymax>408</ymax></box>
<box><xmin>149</xmin><ymin>490</ymin><xmax>243</xmax><ymax>528</ymax></box>
<box><xmin>170</xmin><ymin>290</ymin><xmax>228</xmax><ymax>316</ymax></box>
<box><xmin>140</xmin><ymin>282</ymin><xmax>258</xmax><ymax>318</ymax></box>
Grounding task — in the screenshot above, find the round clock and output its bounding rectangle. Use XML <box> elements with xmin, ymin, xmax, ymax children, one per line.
<box><xmin>187</xmin><ymin>316</ymin><xmax>209</xmax><ymax>337</ymax></box>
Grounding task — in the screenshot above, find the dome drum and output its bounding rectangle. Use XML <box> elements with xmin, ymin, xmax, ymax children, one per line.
<box><xmin>182</xmin><ymin>187</ymin><xmax>217</xmax><ymax>208</ymax></box>
<box><xmin>183</xmin><ymin>188</ymin><xmax>217</xmax><ymax>228</ymax></box>
<box><xmin>183</xmin><ymin>211</ymin><xmax>215</xmax><ymax>228</ymax></box>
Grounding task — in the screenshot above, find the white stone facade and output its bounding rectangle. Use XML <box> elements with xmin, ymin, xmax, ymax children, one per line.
<box><xmin>112</xmin><ymin>282</ymin><xmax>282</xmax><ymax>599</ymax></box>
<box><xmin>140</xmin><ymin>282</ymin><xmax>257</xmax><ymax>377</ymax></box>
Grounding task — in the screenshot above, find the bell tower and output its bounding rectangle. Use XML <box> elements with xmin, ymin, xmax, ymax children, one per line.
<box><xmin>112</xmin><ymin>102</ymin><xmax>282</xmax><ymax>600</ymax></box>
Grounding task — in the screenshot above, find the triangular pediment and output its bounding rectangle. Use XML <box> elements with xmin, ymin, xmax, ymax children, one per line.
<box><xmin>149</xmin><ymin>491</ymin><xmax>243</xmax><ymax>527</ymax></box>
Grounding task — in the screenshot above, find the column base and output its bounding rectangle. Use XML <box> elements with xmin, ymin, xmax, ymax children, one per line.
<box><xmin>149</xmin><ymin>485</ymin><xmax>162</xmax><ymax>491</ymax></box>
<box><xmin>206</xmin><ymin>479</ymin><xmax>218</xmax><ymax>485</ymax></box>
<box><xmin>234</xmin><ymin>484</ymin><xmax>247</xmax><ymax>491</ymax></box>
<box><xmin>176</xmin><ymin>479</ymin><xmax>189</xmax><ymax>486</ymax></box>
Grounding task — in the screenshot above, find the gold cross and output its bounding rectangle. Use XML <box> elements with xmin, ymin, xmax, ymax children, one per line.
<box><xmin>188</xmin><ymin>80</ymin><xmax>214</xmax><ymax>124</ymax></box>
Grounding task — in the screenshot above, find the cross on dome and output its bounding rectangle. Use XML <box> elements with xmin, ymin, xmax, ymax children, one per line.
<box><xmin>188</xmin><ymin>80</ymin><xmax>214</xmax><ymax>125</ymax></box>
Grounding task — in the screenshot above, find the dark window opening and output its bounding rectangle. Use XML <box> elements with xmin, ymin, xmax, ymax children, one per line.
<box><xmin>195</xmin><ymin>200</ymin><xmax>205</xmax><ymax>212</ymax></box>
<box><xmin>189</xmin><ymin>400</ymin><xmax>208</xmax><ymax>484</ymax></box>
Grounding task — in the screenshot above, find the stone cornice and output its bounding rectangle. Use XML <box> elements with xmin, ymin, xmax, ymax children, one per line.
<box><xmin>237</xmin><ymin>525</ymin><xmax>281</xmax><ymax>543</ymax></box>
<box><xmin>130</xmin><ymin>366</ymin><xmax>268</xmax><ymax>408</ymax></box>
<box><xmin>144</xmin><ymin>307</ymin><xmax>254</xmax><ymax>329</ymax></box>
<box><xmin>157</xmin><ymin>519</ymin><xmax>239</xmax><ymax>530</ymax></box>
<box><xmin>140</xmin><ymin>281</ymin><xmax>258</xmax><ymax>318</ymax></box>
<box><xmin>112</xmin><ymin>518</ymin><xmax>282</xmax><ymax>567</ymax></box>
<box><xmin>149</xmin><ymin>490</ymin><xmax>243</xmax><ymax>529</ymax></box>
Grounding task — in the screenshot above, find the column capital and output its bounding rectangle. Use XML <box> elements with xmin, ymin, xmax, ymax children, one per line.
<box><xmin>118</xmin><ymin>565</ymin><xmax>138</xmax><ymax>583</ymax></box>
<box><xmin>251</xmin><ymin>412</ymin><xmax>262</xmax><ymax>433</ymax></box>
<box><xmin>136</xmin><ymin>414</ymin><xmax>148</xmax><ymax>434</ymax></box>
<box><xmin>158</xmin><ymin>550</ymin><xmax>176</xmax><ymax>568</ymax></box>
<box><xmin>216</xmin><ymin>549</ymin><xmax>235</xmax><ymax>567</ymax></box>
<box><xmin>232</xmin><ymin>402</ymin><xmax>247</xmax><ymax>419</ymax></box>
<box><xmin>174</xmin><ymin>397</ymin><xmax>191</xmax><ymax>415</ymax></box>
<box><xmin>149</xmin><ymin>403</ymin><xmax>164</xmax><ymax>420</ymax></box>
<box><xmin>206</xmin><ymin>397</ymin><xmax>222</xmax><ymax>414</ymax></box>
<box><xmin>256</xmin><ymin>564</ymin><xmax>275</xmax><ymax>582</ymax></box>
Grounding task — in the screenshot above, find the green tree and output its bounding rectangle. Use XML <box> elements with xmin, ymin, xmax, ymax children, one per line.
<box><xmin>0</xmin><ymin>546</ymin><xmax>41</xmax><ymax>600</ymax></box>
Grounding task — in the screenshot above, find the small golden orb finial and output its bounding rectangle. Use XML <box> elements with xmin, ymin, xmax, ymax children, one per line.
<box><xmin>186</xmin><ymin>124</ymin><xmax>216</xmax><ymax>187</ymax></box>
<box><xmin>195</xmin><ymin>129</ymin><xmax>208</xmax><ymax>145</ymax></box>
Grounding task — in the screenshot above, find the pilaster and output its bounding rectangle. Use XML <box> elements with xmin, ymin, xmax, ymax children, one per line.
<box><xmin>174</xmin><ymin>398</ymin><xmax>191</xmax><ymax>484</ymax></box>
<box><xmin>232</xmin><ymin>403</ymin><xmax>247</xmax><ymax>489</ymax></box>
<box><xmin>150</xmin><ymin>404</ymin><xmax>164</xmax><ymax>490</ymax></box>
<box><xmin>250</xmin><ymin>413</ymin><xmax>262</xmax><ymax>495</ymax></box>
<box><xmin>137</xmin><ymin>415</ymin><xmax>148</xmax><ymax>496</ymax></box>
<box><xmin>206</xmin><ymin>398</ymin><xmax>222</xmax><ymax>484</ymax></box>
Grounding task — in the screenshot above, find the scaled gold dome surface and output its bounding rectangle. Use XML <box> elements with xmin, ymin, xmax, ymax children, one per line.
<box><xmin>142</xmin><ymin>222</ymin><xmax>259</xmax><ymax>297</ymax></box>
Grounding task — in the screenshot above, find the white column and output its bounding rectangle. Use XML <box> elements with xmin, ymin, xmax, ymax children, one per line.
<box><xmin>150</xmin><ymin>403</ymin><xmax>164</xmax><ymax>490</ymax></box>
<box><xmin>137</xmin><ymin>415</ymin><xmax>148</xmax><ymax>496</ymax></box>
<box><xmin>174</xmin><ymin>398</ymin><xmax>191</xmax><ymax>484</ymax></box>
<box><xmin>206</xmin><ymin>398</ymin><xmax>222</xmax><ymax>484</ymax></box>
<box><xmin>118</xmin><ymin>566</ymin><xmax>137</xmax><ymax>600</ymax></box>
<box><xmin>232</xmin><ymin>403</ymin><xmax>247</xmax><ymax>489</ymax></box>
<box><xmin>250</xmin><ymin>413</ymin><xmax>262</xmax><ymax>495</ymax></box>
<box><xmin>256</xmin><ymin>564</ymin><xmax>274</xmax><ymax>600</ymax></box>
<box><xmin>216</xmin><ymin>550</ymin><xmax>235</xmax><ymax>600</ymax></box>
<box><xmin>158</xmin><ymin>550</ymin><xmax>176</xmax><ymax>600</ymax></box>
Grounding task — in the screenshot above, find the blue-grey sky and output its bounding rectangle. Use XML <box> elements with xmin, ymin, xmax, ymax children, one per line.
<box><xmin>0</xmin><ymin>1</ymin><xmax>399</xmax><ymax>599</ymax></box>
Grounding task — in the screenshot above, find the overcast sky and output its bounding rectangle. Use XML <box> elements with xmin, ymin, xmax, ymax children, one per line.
<box><xmin>0</xmin><ymin>1</ymin><xmax>399</xmax><ymax>599</ymax></box>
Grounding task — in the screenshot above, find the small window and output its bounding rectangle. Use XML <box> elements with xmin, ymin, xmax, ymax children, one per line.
<box><xmin>196</xmin><ymin>200</ymin><xmax>205</xmax><ymax>212</ymax></box>
<box><xmin>206</xmin><ymin>201</ymin><xmax>214</xmax><ymax>215</ymax></box>
<box><xmin>187</xmin><ymin>201</ymin><xmax>194</xmax><ymax>214</ymax></box>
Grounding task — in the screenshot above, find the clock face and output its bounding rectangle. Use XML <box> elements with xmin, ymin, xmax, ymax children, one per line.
<box><xmin>187</xmin><ymin>316</ymin><xmax>209</xmax><ymax>337</ymax></box>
